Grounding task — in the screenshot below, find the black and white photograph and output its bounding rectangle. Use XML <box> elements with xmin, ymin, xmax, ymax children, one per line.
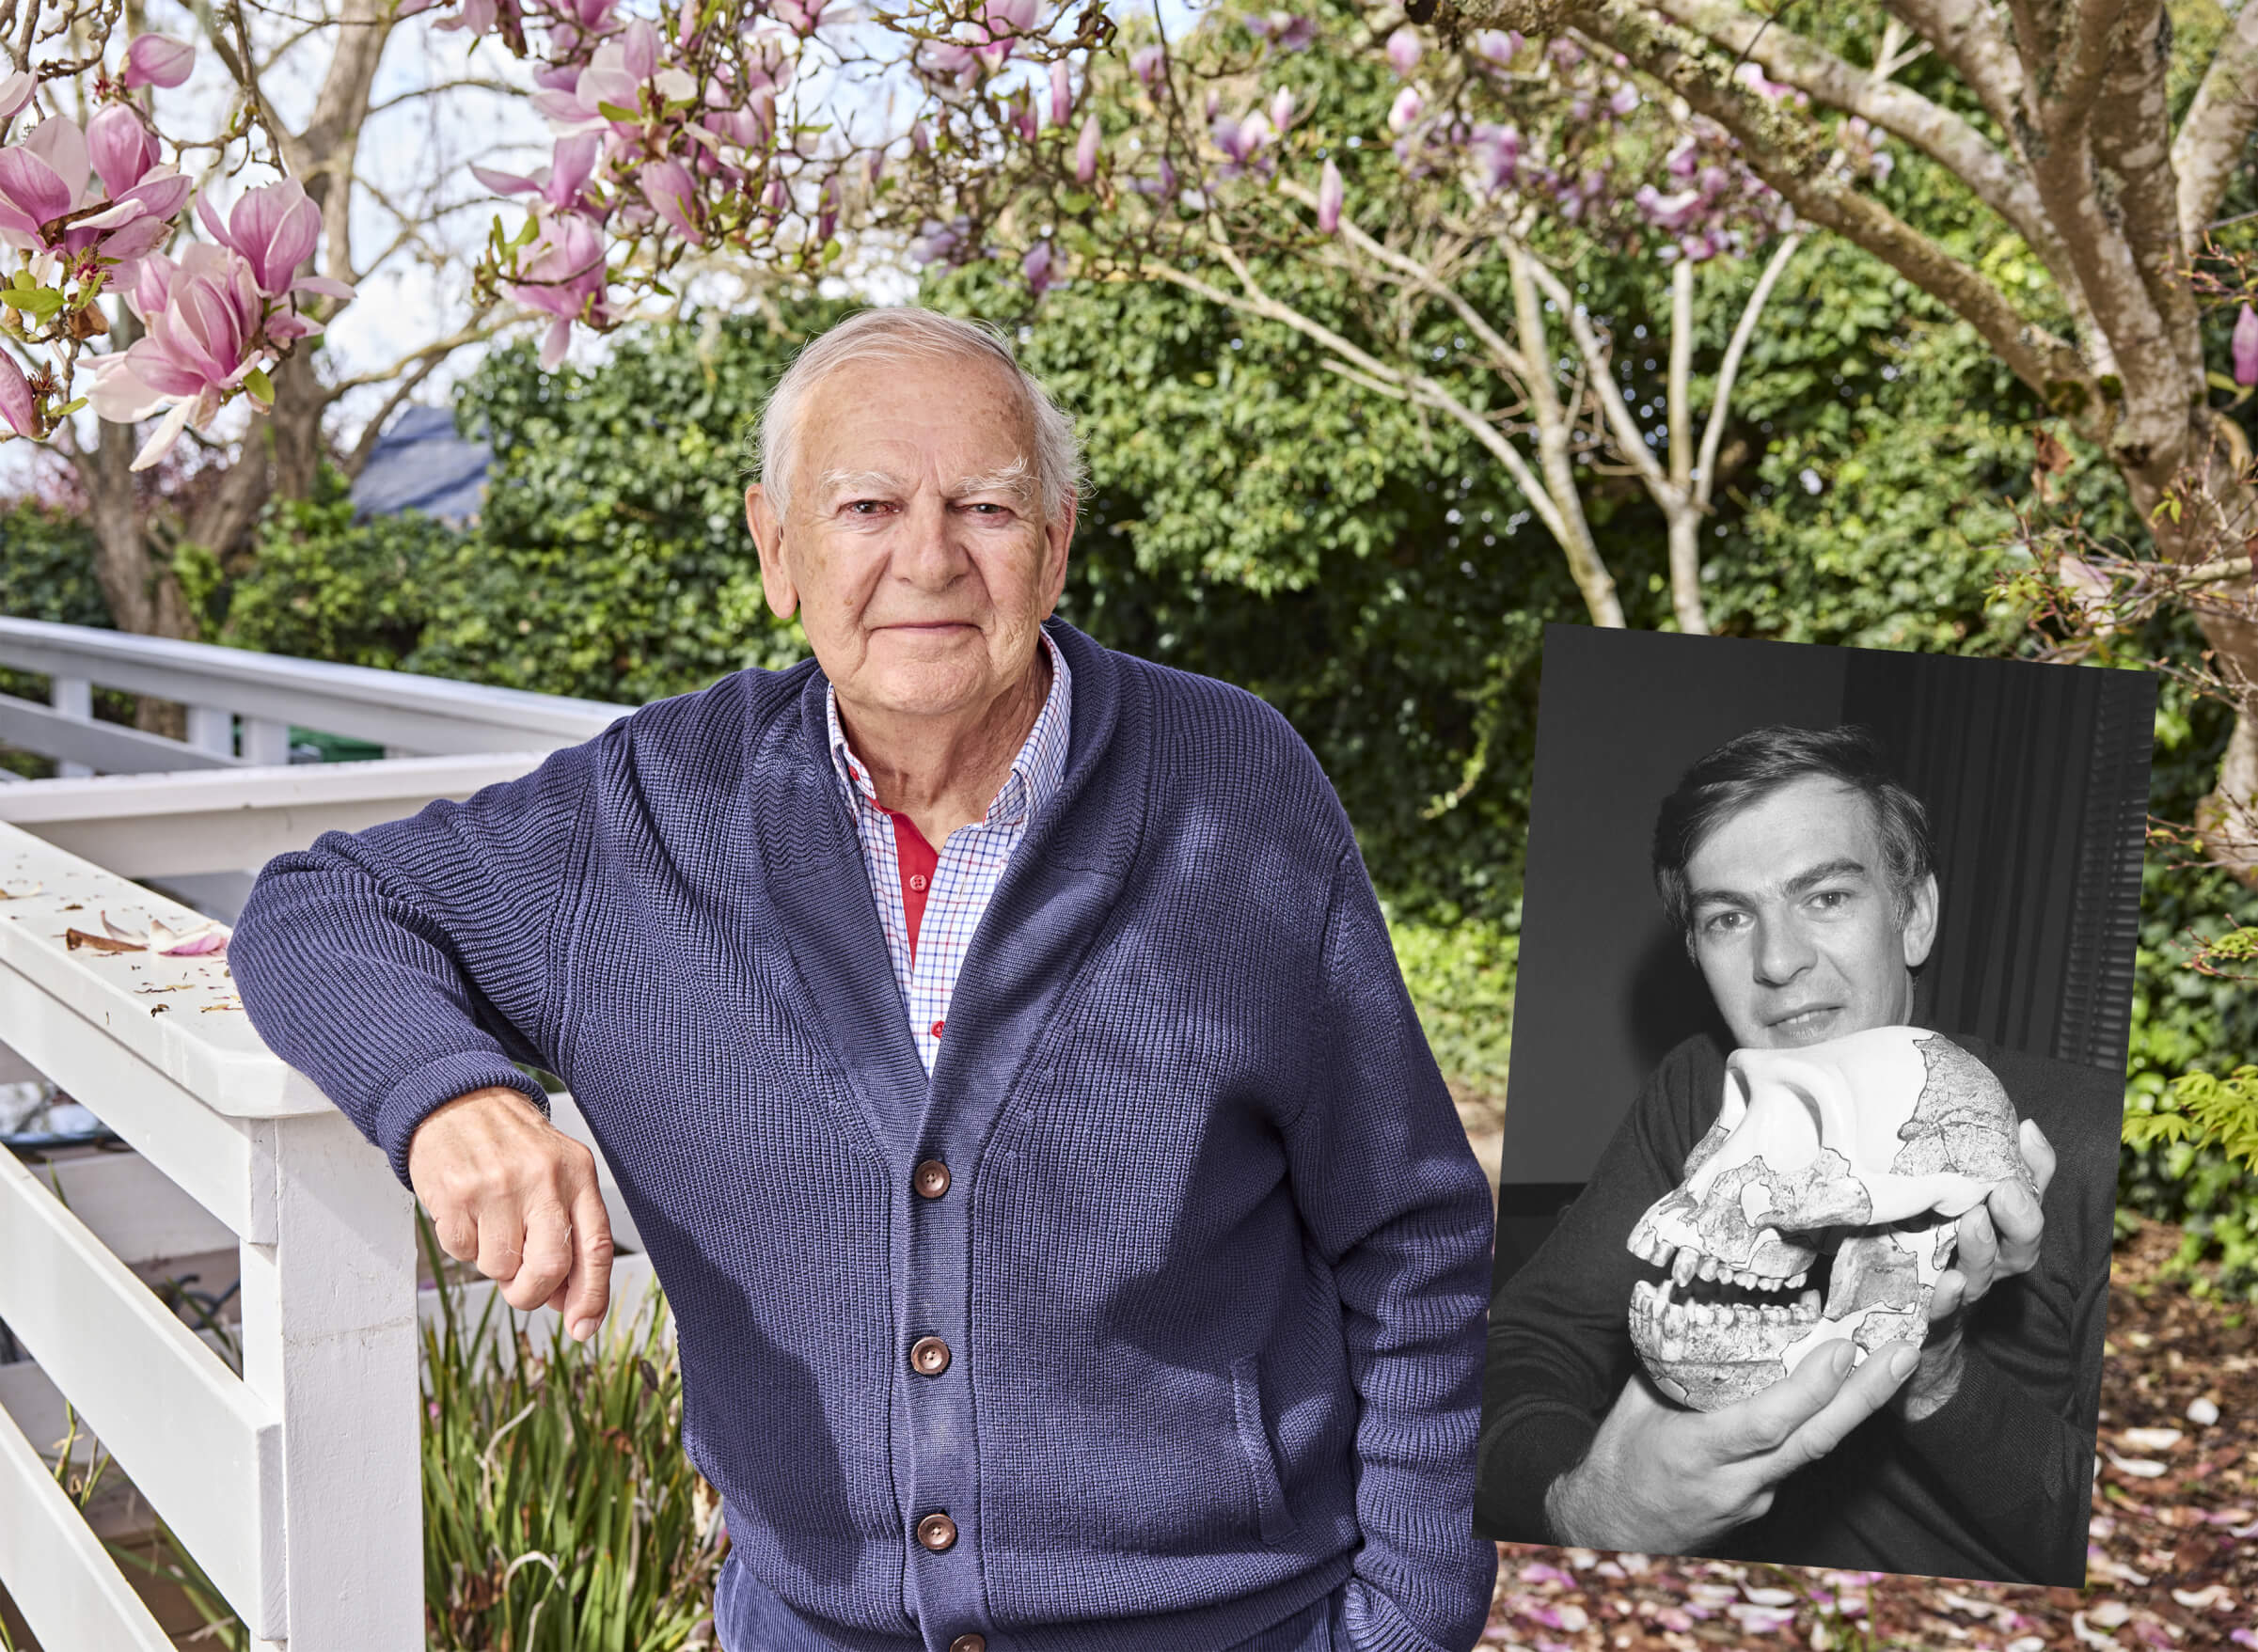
<box><xmin>1474</xmin><ymin>625</ymin><xmax>2154</xmax><ymax>1588</ymax></box>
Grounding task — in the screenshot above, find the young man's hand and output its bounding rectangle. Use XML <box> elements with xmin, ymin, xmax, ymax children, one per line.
<box><xmin>407</xmin><ymin>1085</ymin><xmax>615</xmax><ymax>1341</ymax></box>
<box><xmin>1544</xmin><ymin>1337</ymin><xmax>1918</xmax><ymax>1555</ymax></box>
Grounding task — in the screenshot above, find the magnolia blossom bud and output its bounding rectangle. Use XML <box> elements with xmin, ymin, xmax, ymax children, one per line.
<box><xmin>1317</xmin><ymin>156</ymin><xmax>1343</xmax><ymax>234</ymax></box>
<box><xmin>1050</xmin><ymin>59</ymin><xmax>1073</xmax><ymax>127</ymax></box>
<box><xmin>1385</xmin><ymin>26</ymin><xmax>1421</xmax><ymax>78</ymax></box>
<box><xmin>1074</xmin><ymin>111</ymin><xmax>1101</xmax><ymax>184</ymax></box>
<box><xmin>1130</xmin><ymin>45</ymin><xmax>1164</xmax><ymax>87</ymax></box>
<box><xmin>1471</xmin><ymin>29</ymin><xmax>1518</xmax><ymax>67</ymax></box>
<box><xmin>1022</xmin><ymin>239</ymin><xmax>1058</xmax><ymax>296</ymax></box>
<box><xmin>1269</xmin><ymin>86</ymin><xmax>1296</xmax><ymax>133</ymax></box>
<box><xmin>2235</xmin><ymin>304</ymin><xmax>2258</xmax><ymax>388</ymax></box>
<box><xmin>1386</xmin><ymin>87</ymin><xmax>1423</xmax><ymax>134</ymax></box>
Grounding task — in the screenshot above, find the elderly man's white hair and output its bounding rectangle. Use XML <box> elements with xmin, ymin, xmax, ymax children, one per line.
<box><xmin>751</xmin><ymin>307</ymin><xmax>1088</xmax><ymax>527</ymax></box>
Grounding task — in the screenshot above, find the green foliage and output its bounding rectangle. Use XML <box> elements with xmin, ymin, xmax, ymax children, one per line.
<box><xmin>154</xmin><ymin>1220</ymin><xmax>727</xmax><ymax>1650</ymax></box>
<box><xmin>418</xmin><ymin>1236</ymin><xmax>724</xmax><ymax>1650</ymax></box>
<box><xmin>414</xmin><ymin>307</ymin><xmax>843</xmax><ymax>703</ymax></box>
<box><xmin>220</xmin><ymin>471</ymin><xmax>458</xmax><ymax>671</ymax></box>
<box><xmin>1390</xmin><ymin>915</ymin><xmax>1517</xmax><ymax>1103</ymax></box>
<box><xmin>0</xmin><ymin>498</ymin><xmax>106</xmax><ymax>629</ymax></box>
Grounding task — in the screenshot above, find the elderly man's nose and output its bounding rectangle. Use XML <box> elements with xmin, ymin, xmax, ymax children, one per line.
<box><xmin>1752</xmin><ymin>917</ymin><xmax>1815</xmax><ymax>985</ymax></box>
<box><xmin>895</xmin><ymin>498</ymin><xmax>967</xmax><ymax>582</ymax></box>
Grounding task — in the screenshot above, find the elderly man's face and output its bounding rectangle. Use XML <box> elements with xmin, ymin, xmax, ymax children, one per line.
<box><xmin>745</xmin><ymin>350</ymin><xmax>1071</xmax><ymax>724</ymax></box>
<box><xmin>1683</xmin><ymin>776</ymin><xmax>1938</xmax><ymax>1050</ymax></box>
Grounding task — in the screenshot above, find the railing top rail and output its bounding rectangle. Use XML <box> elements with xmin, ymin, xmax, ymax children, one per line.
<box><xmin>0</xmin><ymin>820</ymin><xmax>329</xmax><ymax>1120</ymax></box>
<box><xmin>0</xmin><ymin>617</ymin><xmax>630</xmax><ymax>751</ymax></box>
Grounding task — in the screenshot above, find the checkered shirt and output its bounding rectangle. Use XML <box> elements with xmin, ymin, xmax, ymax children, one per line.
<box><xmin>826</xmin><ymin>630</ymin><xmax>1073</xmax><ymax>1072</ymax></box>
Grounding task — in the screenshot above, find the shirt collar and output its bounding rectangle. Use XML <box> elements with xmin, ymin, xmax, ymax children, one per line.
<box><xmin>826</xmin><ymin>627</ymin><xmax>1074</xmax><ymax>829</ymax></box>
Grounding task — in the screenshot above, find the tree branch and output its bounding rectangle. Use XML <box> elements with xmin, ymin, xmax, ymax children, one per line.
<box><xmin>2089</xmin><ymin>0</ymin><xmax>2203</xmax><ymax>398</ymax></box>
<box><xmin>1880</xmin><ymin>0</ymin><xmax>2030</xmax><ymax>144</ymax></box>
<box><xmin>2173</xmin><ymin>0</ymin><xmax>2258</xmax><ymax>255</ymax></box>
<box><xmin>1657</xmin><ymin>0</ymin><xmax>2064</xmax><ymax>278</ymax></box>
<box><xmin>1570</xmin><ymin>0</ymin><xmax>2088</xmax><ymax>413</ymax></box>
<box><xmin>323</xmin><ymin>308</ymin><xmax>504</xmax><ymax>400</ymax></box>
<box><xmin>1696</xmin><ymin>231</ymin><xmax>1800</xmax><ymax>510</ymax></box>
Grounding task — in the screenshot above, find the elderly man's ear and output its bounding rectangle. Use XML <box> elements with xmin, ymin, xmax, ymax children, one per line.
<box><xmin>1902</xmin><ymin>873</ymin><xmax>1940</xmax><ymax>970</ymax></box>
<box><xmin>745</xmin><ymin>482</ymin><xmax>798</xmax><ymax>621</ymax></box>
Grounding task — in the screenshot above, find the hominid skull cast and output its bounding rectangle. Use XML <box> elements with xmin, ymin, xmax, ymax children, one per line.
<box><xmin>1625</xmin><ymin>1027</ymin><xmax>2030</xmax><ymax>1411</ymax></box>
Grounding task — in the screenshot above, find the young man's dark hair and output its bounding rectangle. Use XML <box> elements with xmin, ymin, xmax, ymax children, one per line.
<box><xmin>1650</xmin><ymin>723</ymin><xmax>1935</xmax><ymax>946</ymax></box>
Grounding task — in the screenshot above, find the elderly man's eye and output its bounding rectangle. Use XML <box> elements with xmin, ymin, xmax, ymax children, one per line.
<box><xmin>1808</xmin><ymin>889</ymin><xmax>1852</xmax><ymax>912</ymax></box>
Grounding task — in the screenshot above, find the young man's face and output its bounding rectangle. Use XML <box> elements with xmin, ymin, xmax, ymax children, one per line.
<box><xmin>1682</xmin><ymin>776</ymin><xmax>1938</xmax><ymax>1050</ymax></box>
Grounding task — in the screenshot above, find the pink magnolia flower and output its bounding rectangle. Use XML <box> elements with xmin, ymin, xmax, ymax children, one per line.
<box><xmin>434</xmin><ymin>0</ymin><xmax>497</xmax><ymax>33</ymax></box>
<box><xmin>197</xmin><ymin>179</ymin><xmax>320</xmax><ymax>296</ymax></box>
<box><xmin>1073</xmin><ymin>112</ymin><xmax>1100</xmax><ymax>184</ymax></box>
<box><xmin>2235</xmin><ymin>304</ymin><xmax>2258</xmax><ymax>388</ymax></box>
<box><xmin>89</xmin><ymin>242</ymin><xmax>271</xmax><ymax>467</ymax></box>
<box><xmin>621</xmin><ymin>17</ymin><xmax>659</xmax><ymax>79</ymax></box>
<box><xmin>1470</xmin><ymin>29</ymin><xmax>1520</xmax><ymax>67</ymax></box>
<box><xmin>123</xmin><ymin>35</ymin><xmax>196</xmax><ymax>91</ymax></box>
<box><xmin>1130</xmin><ymin>45</ymin><xmax>1164</xmax><ymax>87</ymax></box>
<box><xmin>773</xmin><ymin>0</ymin><xmax>831</xmax><ymax>35</ymax></box>
<box><xmin>1385</xmin><ymin>26</ymin><xmax>1422</xmax><ymax>78</ymax></box>
<box><xmin>1317</xmin><ymin>156</ymin><xmax>1343</xmax><ymax>233</ymax></box>
<box><xmin>1268</xmin><ymin>87</ymin><xmax>1296</xmax><ymax>133</ymax></box>
<box><xmin>1013</xmin><ymin>91</ymin><xmax>1038</xmax><ymax>146</ymax></box>
<box><xmin>1469</xmin><ymin>123</ymin><xmax>1520</xmax><ymax>195</ymax></box>
<box><xmin>1212</xmin><ymin>110</ymin><xmax>1272</xmax><ymax>168</ymax></box>
<box><xmin>1609</xmin><ymin>84</ymin><xmax>1639</xmax><ymax>117</ymax></box>
<box><xmin>0</xmin><ymin>121</ymin><xmax>83</xmax><ymax>245</ymax></box>
<box><xmin>639</xmin><ymin>158</ymin><xmax>700</xmax><ymax>239</ymax></box>
<box><xmin>908</xmin><ymin>214</ymin><xmax>970</xmax><ymax>266</ymax></box>
<box><xmin>501</xmin><ymin>212</ymin><xmax>608</xmax><ymax>369</ymax></box>
<box><xmin>87</xmin><ymin>105</ymin><xmax>160</xmax><ymax>196</ymax></box>
<box><xmin>0</xmin><ymin>71</ymin><xmax>34</xmax><ymax>122</ymax></box>
<box><xmin>1021</xmin><ymin>240</ymin><xmax>1057</xmax><ymax>297</ymax></box>
<box><xmin>1386</xmin><ymin>87</ymin><xmax>1423</xmax><ymax>134</ymax></box>
<box><xmin>1050</xmin><ymin>59</ymin><xmax>1073</xmax><ymax>127</ymax></box>
<box><xmin>472</xmin><ymin>134</ymin><xmax>600</xmax><ymax>212</ymax></box>
<box><xmin>0</xmin><ymin>350</ymin><xmax>36</xmax><ymax>436</ymax></box>
<box><xmin>1247</xmin><ymin>12</ymin><xmax>1316</xmax><ymax>51</ymax></box>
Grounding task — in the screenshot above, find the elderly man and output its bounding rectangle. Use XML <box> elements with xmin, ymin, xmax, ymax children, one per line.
<box><xmin>1476</xmin><ymin>725</ymin><xmax>2117</xmax><ymax>1585</ymax></box>
<box><xmin>230</xmin><ymin>307</ymin><xmax>1497</xmax><ymax>1652</ymax></box>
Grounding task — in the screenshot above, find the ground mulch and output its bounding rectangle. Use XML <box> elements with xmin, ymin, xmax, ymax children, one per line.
<box><xmin>1483</xmin><ymin>1219</ymin><xmax>2258</xmax><ymax>1650</ymax></box>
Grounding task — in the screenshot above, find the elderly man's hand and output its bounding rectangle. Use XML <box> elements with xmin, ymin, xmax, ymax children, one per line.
<box><xmin>407</xmin><ymin>1086</ymin><xmax>615</xmax><ymax>1342</ymax></box>
<box><xmin>1545</xmin><ymin>1338</ymin><xmax>1917</xmax><ymax>1554</ymax></box>
<box><xmin>1898</xmin><ymin>1117</ymin><xmax>2057</xmax><ymax>1420</ymax></box>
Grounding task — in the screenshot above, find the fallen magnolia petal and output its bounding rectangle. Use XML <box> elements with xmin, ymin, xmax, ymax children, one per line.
<box><xmin>2119</xmin><ymin>1425</ymin><xmax>2181</xmax><ymax>1452</ymax></box>
<box><xmin>2187</xmin><ymin>1394</ymin><xmax>2221</xmax><ymax>1425</ymax></box>
<box><xmin>2085</xmin><ymin>1600</ymin><xmax>2132</xmax><ymax>1628</ymax></box>
<box><xmin>2171</xmin><ymin>1584</ymin><xmax>2231</xmax><ymax>1610</ymax></box>
<box><xmin>66</xmin><ymin>927</ymin><xmax>143</xmax><ymax>953</ymax></box>
<box><xmin>2104</xmin><ymin>1450</ymin><xmax>2168</xmax><ymax>1477</ymax></box>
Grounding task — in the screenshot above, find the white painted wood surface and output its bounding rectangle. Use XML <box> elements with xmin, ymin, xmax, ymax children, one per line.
<box><xmin>0</xmin><ymin>691</ymin><xmax>242</xmax><ymax>775</ymax></box>
<box><xmin>22</xmin><ymin>1150</ymin><xmax>237</xmax><ymax>1266</ymax></box>
<box><xmin>0</xmin><ymin>1394</ymin><xmax>175</xmax><ymax>1652</ymax></box>
<box><xmin>0</xmin><ymin>818</ymin><xmax>427</xmax><ymax>1647</ymax></box>
<box><xmin>0</xmin><ymin>1147</ymin><xmax>283</xmax><ymax>1640</ymax></box>
<box><xmin>0</xmin><ymin>752</ymin><xmax>545</xmax><ymax>878</ymax></box>
<box><xmin>46</xmin><ymin>674</ymin><xmax>91</xmax><ymax>779</ymax></box>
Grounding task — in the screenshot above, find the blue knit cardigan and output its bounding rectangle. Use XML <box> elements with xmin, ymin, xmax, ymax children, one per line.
<box><xmin>230</xmin><ymin>621</ymin><xmax>1498</xmax><ymax>1652</ymax></box>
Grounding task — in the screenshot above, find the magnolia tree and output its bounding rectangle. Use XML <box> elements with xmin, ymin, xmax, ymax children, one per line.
<box><xmin>0</xmin><ymin>0</ymin><xmax>1058</xmax><ymax>656</ymax></box>
<box><xmin>1415</xmin><ymin>0</ymin><xmax>2258</xmax><ymax>861</ymax></box>
<box><xmin>883</xmin><ymin>0</ymin><xmax>1870</xmax><ymax>636</ymax></box>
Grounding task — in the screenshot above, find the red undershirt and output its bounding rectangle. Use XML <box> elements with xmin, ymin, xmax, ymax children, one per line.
<box><xmin>883</xmin><ymin>810</ymin><xmax>940</xmax><ymax>964</ymax></box>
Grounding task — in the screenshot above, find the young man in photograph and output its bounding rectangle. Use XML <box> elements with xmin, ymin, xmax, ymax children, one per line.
<box><xmin>1477</xmin><ymin>725</ymin><xmax>2119</xmax><ymax>1584</ymax></box>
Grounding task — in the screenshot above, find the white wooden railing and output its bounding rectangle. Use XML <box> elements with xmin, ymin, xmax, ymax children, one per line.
<box><xmin>0</xmin><ymin>614</ymin><xmax>625</xmax><ymax>776</ymax></box>
<box><xmin>0</xmin><ymin>823</ymin><xmax>418</xmax><ymax>1649</ymax></box>
<box><xmin>0</xmin><ymin>621</ymin><xmax>649</xmax><ymax>1648</ymax></box>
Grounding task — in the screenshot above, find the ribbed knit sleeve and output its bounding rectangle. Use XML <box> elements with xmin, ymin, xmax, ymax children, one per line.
<box><xmin>230</xmin><ymin>738</ymin><xmax>600</xmax><ymax>1188</ymax></box>
<box><xmin>1287</xmin><ymin>844</ymin><xmax>1497</xmax><ymax>1652</ymax></box>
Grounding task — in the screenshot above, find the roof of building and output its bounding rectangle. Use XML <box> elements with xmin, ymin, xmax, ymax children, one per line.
<box><xmin>349</xmin><ymin>404</ymin><xmax>491</xmax><ymax>525</ymax></box>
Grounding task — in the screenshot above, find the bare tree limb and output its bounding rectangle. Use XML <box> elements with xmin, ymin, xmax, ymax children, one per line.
<box><xmin>2173</xmin><ymin>0</ymin><xmax>2258</xmax><ymax>254</ymax></box>
<box><xmin>1695</xmin><ymin>231</ymin><xmax>1800</xmax><ymax>511</ymax></box>
<box><xmin>1879</xmin><ymin>0</ymin><xmax>2031</xmax><ymax>144</ymax></box>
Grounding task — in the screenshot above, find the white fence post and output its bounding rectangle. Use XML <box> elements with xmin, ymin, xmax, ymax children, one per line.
<box><xmin>236</xmin><ymin>1110</ymin><xmax>422</xmax><ymax>1651</ymax></box>
<box><xmin>242</xmin><ymin>717</ymin><xmax>293</xmax><ymax>766</ymax></box>
<box><xmin>186</xmin><ymin>704</ymin><xmax>235</xmax><ymax>758</ymax></box>
<box><xmin>48</xmin><ymin>675</ymin><xmax>90</xmax><ymax>779</ymax></box>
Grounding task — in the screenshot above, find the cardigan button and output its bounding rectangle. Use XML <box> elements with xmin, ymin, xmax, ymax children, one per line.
<box><xmin>913</xmin><ymin>1159</ymin><xmax>952</xmax><ymax>1200</ymax></box>
<box><xmin>948</xmin><ymin>1637</ymin><xmax>987</xmax><ymax>1652</ymax></box>
<box><xmin>917</xmin><ymin>1511</ymin><xmax>958</xmax><ymax>1552</ymax></box>
<box><xmin>910</xmin><ymin>1336</ymin><xmax>952</xmax><ymax>1377</ymax></box>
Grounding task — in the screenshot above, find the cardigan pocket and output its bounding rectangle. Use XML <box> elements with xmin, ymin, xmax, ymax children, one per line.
<box><xmin>1230</xmin><ymin>1355</ymin><xmax>1299</xmax><ymax>1547</ymax></box>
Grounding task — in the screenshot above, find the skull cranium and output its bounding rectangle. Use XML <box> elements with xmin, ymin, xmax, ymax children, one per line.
<box><xmin>1625</xmin><ymin>1027</ymin><xmax>2030</xmax><ymax>1411</ymax></box>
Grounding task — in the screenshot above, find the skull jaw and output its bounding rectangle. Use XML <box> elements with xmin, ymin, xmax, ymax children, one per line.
<box><xmin>1629</xmin><ymin>1225</ymin><xmax>1949</xmax><ymax>1412</ymax></box>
